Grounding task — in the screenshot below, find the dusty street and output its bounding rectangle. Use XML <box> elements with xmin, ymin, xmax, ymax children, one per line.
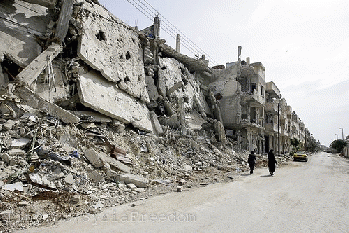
<box><xmin>20</xmin><ymin>152</ymin><xmax>349</xmax><ymax>233</ymax></box>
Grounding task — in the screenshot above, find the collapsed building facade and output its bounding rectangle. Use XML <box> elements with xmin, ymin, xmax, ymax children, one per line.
<box><xmin>0</xmin><ymin>0</ymin><xmax>227</xmax><ymax>138</ymax></box>
<box><xmin>0</xmin><ymin>0</ymin><xmax>317</xmax><ymax>230</ymax></box>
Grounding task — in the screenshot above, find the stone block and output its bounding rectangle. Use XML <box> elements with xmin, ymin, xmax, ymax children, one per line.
<box><xmin>77</xmin><ymin>69</ymin><xmax>153</xmax><ymax>132</ymax></box>
<box><xmin>84</xmin><ymin>149</ymin><xmax>104</xmax><ymax>168</ymax></box>
<box><xmin>3</xmin><ymin>120</ymin><xmax>16</xmax><ymax>130</ymax></box>
<box><xmin>87</xmin><ymin>170</ymin><xmax>104</xmax><ymax>183</ymax></box>
<box><xmin>77</xmin><ymin>2</ymin><xmax>149</xmax><ymax>102</ymax></box>
<box><xmin>119</xmin><ymin>174</ymin><xmax>148</xmax><ymax>188</ymax></box>
<box><xmin>64</xmin><ymin>173</ymin><xmax>75</xmax><ymax>185</ymax></box>
<box><xmin>3</xmin><ymin>182</ymin><xmax>24</xmax><ymax>192</ymax></box>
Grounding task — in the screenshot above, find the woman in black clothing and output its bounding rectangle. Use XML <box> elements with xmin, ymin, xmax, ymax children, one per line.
<box><xmin>268</xmin><ymin>149</ymin><xmax>277</xmax><ymax>176</ymax></box>
<box><xmin>248</xmin><ymin>151</ymin><xmax>256</xmax><ymax>174</ymax></box>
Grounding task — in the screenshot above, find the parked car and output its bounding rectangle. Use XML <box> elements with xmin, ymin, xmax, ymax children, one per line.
<box><xmin>293</xmin><ymin>151</ymin><xmax>308</xmax><ymax>162</ymax></box>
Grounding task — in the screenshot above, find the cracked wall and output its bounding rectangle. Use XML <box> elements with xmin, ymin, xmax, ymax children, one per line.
<box><xmin>77</xmin><ymin>2</ymin><xmax>149</xmax><ymax>103</ymax></box>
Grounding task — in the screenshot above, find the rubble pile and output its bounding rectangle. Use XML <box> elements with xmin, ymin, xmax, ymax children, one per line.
<box><xmin>0</xmin><ymin>93</ymin><xmax>260</xmax><ymax>231</ymax></box>
<box><xmin>0</xmin><ymin>0</ymin><xmax>295</xmax><ymax>231</ymax></box>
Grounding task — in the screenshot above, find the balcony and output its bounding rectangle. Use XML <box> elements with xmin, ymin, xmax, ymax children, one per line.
<box><xmin>266</xmin><ymin>81</ymin><xmax>281</xmax><ymax>98</ymax></box>
<box><xmin>241</xmin><ymin>89</ymin><xmax>265</xmax><ymax>106</ymax></box>
<box><xmin>265</xmin><ymin>122</ymin><xmax>278</xmax><ymax>133</ymax></box>
<box><xmin>265</xmin><ymin>101</ymin><xmax>278</xmax><ymax>113</ymax></box>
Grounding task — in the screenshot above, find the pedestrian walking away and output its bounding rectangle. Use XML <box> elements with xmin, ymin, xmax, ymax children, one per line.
<box><xmin>248</xmin><ymin>151</ymin><xmax>256</xmax><ymax>174</ymax></box>
<box><xmin>268</xmin><ymin>149</ymin><xmax>277</xmax><ymax>176</ymax></box>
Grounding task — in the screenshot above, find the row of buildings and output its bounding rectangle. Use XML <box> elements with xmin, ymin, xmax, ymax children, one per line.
<box><xmin>0</xmin><ymin>0</ymin><xmax>311</xmax><ymax>156</ymax></box>
<box><xmin>207</xmin><ymin>53</ymin><xmax>309</xmax><ymax>155</ymax></box>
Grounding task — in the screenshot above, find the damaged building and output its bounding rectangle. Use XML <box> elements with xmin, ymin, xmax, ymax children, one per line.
<box><xmin>208</xmin><ymin>53</ymin><xmax>308</xmax><ymax>155</ymax></box>
<box><xmin>0</xmin><ymin>0</ymin><xmax>315</xmax><ymax>231</ymax></box>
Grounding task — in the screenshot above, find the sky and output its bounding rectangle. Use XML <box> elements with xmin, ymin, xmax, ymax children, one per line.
<box><xmin>99</xmin><ymin>0</ymin><xmax>349</xmax><ymax>147</ymax></box>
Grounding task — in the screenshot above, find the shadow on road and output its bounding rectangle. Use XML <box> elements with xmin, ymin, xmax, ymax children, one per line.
<box><xmin>260</xmin><ymin>174</ymin><xmax>273</xmax><ymax>177</ymax></box>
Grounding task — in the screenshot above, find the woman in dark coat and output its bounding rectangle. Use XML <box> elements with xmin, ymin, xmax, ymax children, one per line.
<box><xmin>268</xmin><ymin>149</ymin><xmax>277</xmax><ymax>175</ymax></box>
<box><xmin>248</xmin><ymin>151</ymin><xmax>256</xmax><ymax>174</ymax></box>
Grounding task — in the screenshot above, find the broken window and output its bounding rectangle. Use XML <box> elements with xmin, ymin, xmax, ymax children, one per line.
<box><xmin>124</xmin><ymin>76</ymin><xmax>130</xmax><ymax>83</ymax></box>
<box><xmin>250</xmin><ymin>83</ymin><xmax>256</xmax><ymax>94</ymax></box>
<box><xmin>95</xmin><ymin>30</ymin><xmax>106</xmax><ymax>41</ymax></box>
<box><xmin>1</xmin><ymin>55</ymin><xmax>22</xmax><ymax>82</ymax></box>
<box><xmin>125</xmin><ymin>51</ymin><xmax>131</xmax><ymax>60</ymax></box>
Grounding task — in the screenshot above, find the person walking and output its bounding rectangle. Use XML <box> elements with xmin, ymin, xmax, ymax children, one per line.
<box><xmin>248</xmin><ymin>151</ymin><xmax>256</xmax><ymax>174</ymax></box>
<box><xmin>268</xmin><ymin>149</ymin><xmax>277</xmax><ymax>176</ymax></box>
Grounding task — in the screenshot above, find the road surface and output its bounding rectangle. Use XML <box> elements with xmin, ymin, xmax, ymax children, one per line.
<box><xmin>20</xmin><ymin>152</ymin><xmax>349</xmax><ymax>233</ymax></box>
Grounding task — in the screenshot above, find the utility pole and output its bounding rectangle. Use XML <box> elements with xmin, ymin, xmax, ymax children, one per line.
<box><xmin>277</xmin><ymin>101</ymin><xmax>280</xmax><ymax>155</ymax></box>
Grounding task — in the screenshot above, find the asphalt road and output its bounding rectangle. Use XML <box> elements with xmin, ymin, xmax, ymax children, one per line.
<box><xmin>20</xmin><ymin>152</ymin><xmax>349</xmax><ymax>233</ymax></box>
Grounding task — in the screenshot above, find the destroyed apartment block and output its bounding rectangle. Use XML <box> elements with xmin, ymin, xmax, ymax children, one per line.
<box><xmin>208</xmin><ymin>53</ymin><xmax>309</xmax><ymax>154</ymax></box>
<box><xmin>0</xmin><ymin>1</ymin><xmax>316</xmax><ymax>231</ymax></box>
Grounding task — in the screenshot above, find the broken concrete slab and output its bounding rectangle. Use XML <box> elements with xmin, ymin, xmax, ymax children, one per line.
<box><xmin>158</xmin><ymin>58</ymin><xmax>183</xmax><ymax>97</ymax></box>
<box><xmin>55</xmin><ymin>0</ymin><xmax>74</xmax><ymax>42</ymax></box>
<box><xmin>77</xmin><ymin>69</ymin><xmax>153</xmax><ymax>132</ymax></box>
<box><xmin>16</xmin><ymin>43</ymin><xmax>63</xmax><ymax>87</ymax></box>
<box><xmin>119</xmin><ymin>174</ymin><xmax>148</xmax><ymax>188</ymax></box>
<box><xmin>99</xmin><ymin>152</ymin><xmax>131</xmax><ymax>173</ymax></box>
<box><xmin>14</xmin><ymin>85</ymin><xmax>80</xmax><ymax>124</ymax></box>
<box><xmin>8</xmin><ymin>149</ymin><xmax>26</xmax><ymax>156</ymax></box>
<box><xmin>150</xmin><ymin>111</ymin><xmax>163</xmax><ymax>135</ymax></box>
<box><xmin>11</xmin><ymin>138</ymin><xmax>31</xmax><ymax>149</ymax></box>
<box><xmin>0</xmin><ymin>0</ymin><xmax>51</xmax><ymax>66</ymax></box>
<box><xmin>22</xmin><ymin>0</ymin><xmax>57</xmax><ymax>8</ymax></box>
<box><xmin>77</xmin><ymin>2</ymin><xmax>150</xmax><ymax>102</ymax></box>
<box><xmin>84</xmin><ymin>149</ymin><xmax>104</xmax><ymax>168</ymax></box>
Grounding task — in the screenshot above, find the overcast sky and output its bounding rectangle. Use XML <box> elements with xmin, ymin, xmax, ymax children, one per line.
<box><xmin>99</xmin><ymin>0</ymin><xmax>349</xmax><ymax>147</ymax></box>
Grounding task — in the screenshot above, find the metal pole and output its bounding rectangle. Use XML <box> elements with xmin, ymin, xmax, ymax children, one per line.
<box><xmin>278</xmin><ymin>102</ymin><xmax>280</xmax><ymax>155</ymax></box>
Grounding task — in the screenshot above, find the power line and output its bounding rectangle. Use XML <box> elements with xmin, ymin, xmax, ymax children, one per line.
<box><xmin>126</xmin><ymin>0</ymin><xmax>218</xmax><ymax>65</ymax></box>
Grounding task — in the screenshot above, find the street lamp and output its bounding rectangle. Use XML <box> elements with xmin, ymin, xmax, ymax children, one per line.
<box><xmin>339</xmin><ymin>128</ymin><xmax>344</xmax><ymax>140</ymax></box>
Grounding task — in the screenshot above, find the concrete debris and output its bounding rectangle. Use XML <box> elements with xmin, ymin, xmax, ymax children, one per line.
<box><xmin>119</xmin><ymin>174</ymin><xmax>149</xmax><ymax>188</ymax></box>
<box><xmin>0</xmin><ymin>0</ymin><xmax>299</xmax><ymax>232</ymax></box>
<box><xmin>3</xmin><ymin>182</ymin><xmax>24</xmax><ymax>192</ymax></box>
<box><xmin>84</xmin><ymin>149</ymin><xmax>104</xmax><ymax>168</ymax></box>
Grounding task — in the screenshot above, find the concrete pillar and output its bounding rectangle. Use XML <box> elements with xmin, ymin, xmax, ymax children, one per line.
<box><xmin>176</xmin><ymin>34</ymin><xmax>180</xmax><ymax>53</ymax></box>
<box><xmin>238</xmin><ymin>46</ymin><xmax>242</xmax><ymax>62</ymax></box>
<box><xmin>154</xmin><ymin>16</ymin><xmax>160</xmax><ymax>39</ymax></box>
